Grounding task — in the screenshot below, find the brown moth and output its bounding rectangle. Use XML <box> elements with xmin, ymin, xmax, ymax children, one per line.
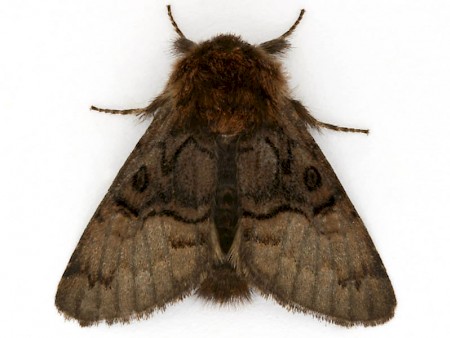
<box><xmin>56</xmin><ymin>6</ymin><xmax>396</xmax><ymax>327</ymax></box>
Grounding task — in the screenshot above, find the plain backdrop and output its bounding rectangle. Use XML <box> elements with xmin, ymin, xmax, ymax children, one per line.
<box><xmin>1</xmin><ymin>0</ymin><xmax>450</xmax><ymax>337</ymax></box>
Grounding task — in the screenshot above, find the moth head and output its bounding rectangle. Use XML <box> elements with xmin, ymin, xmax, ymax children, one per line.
<box><xmin>167</xmin><ymin>5</ymin><xmax>305</xmax><ymax>56</ymax></box>
<box><xmin>165</xmin><ymin>6</ymin><xmax>305</xmax><ymax>134</ymax></box>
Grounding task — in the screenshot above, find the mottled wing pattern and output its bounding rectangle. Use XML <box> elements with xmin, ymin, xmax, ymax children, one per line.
<box><xmin>56</xmin><ymin>109</ymin><xmax>217</xmax><ymax>326</ymax></box>
<box><xmin>236</xmin><ymin>110</ymin><xmax>396</xmax><ymax>326</ymax></box>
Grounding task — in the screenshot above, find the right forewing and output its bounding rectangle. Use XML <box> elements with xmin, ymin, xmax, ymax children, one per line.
<box><xmin>56</xmin><ymin>109</ymin><xmax>217</xmax><ymax>326</ymax></box>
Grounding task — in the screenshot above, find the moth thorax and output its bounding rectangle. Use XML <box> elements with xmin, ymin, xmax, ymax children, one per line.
<box><xmin>169</xmin><ymin>34</ymin><xmax>287</xmax><ymax>134</ymax></box>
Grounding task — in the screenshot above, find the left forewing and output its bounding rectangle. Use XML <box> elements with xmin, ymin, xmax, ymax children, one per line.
<box><xmin>234</xmin><ymin>111</ymin><xmax>396</xmax><ymax>326</ymax></box>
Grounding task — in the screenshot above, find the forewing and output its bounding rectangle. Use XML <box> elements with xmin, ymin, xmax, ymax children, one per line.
<box><xmin>56</xmin><ymin>109</ymin><xmax>217</xmax><ymax>326</ymax></box>
<box><xmin>236</xmin><ymin>110</ymin><xmax>396</xmax><ymax>326</ymax></box>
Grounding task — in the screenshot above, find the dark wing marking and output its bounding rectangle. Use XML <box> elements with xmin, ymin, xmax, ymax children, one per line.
<box><xmin>56</xmin><ymin>108</ymin><xmax>217</xmax><ymax>326</ymax></box>
<box><xmin>236</xmin><ymin>109</ymin><xmax>396</xmax><ymax>327</ymax></box>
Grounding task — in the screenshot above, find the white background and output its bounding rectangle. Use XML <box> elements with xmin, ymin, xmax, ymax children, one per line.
<box><xmin>1</xmin><ymin>0</ymin><xmax>449</xmax><ymax>337</ymax></box>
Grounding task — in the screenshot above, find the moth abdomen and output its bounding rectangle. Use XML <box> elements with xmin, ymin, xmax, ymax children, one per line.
<box><xmin>213</xmin><ymin>135</ymin><xmax>240</xmax><ymax>254</ymax></box>
<box><xmin>196</xmin><ymin>262</ymin><xmax>251</xmax><ymax>304</ymax></box>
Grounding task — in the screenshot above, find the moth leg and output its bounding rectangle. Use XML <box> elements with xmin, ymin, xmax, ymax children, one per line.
<box><xmin>90</xmin><ymin>106</ymin><xmax>147</xmax><ymax>115</ymax></box>
<box><xmin>310</xmin><ymin>119</ymin><xmax>369</xmax><ymax>134</ymax></box>
<box><xmin>91</xmin><ymin>94</ymin><xmax>168</xmax><ymax>117</ymax></box>
<box><xmin>291</xmin><ymin>99</ymin><xmax>369</xmax><ymax>134</ymax></box>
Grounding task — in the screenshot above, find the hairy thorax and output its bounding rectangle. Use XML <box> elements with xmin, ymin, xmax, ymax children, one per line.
<box><xmin>168</xmin><ymin>35</ymin><xmax>289</xmax><ymax>134</ymax></box>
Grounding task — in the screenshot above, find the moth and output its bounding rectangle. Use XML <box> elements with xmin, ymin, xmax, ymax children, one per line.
<box><xmin>56</xmin><ymin>6</ymin><xmax>396</xmax><ymax>327</ymax></box>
